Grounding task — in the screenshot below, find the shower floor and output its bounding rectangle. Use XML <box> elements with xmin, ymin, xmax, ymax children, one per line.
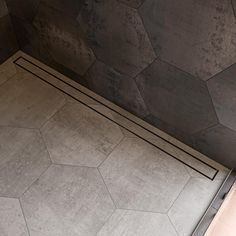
<box><xmin>0</xmin><ymin>52</ymin><xmax>229</xmax><ymax>236</ymax></box>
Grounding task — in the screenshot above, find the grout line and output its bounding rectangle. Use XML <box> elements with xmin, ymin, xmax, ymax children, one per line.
<box><xmin>13</xmin><ymin>56</ymin><xmax>219</xmax><ymax>180</ymax></box>
<box><xmin>18</xmin><ymin>198</ymin><xmax>31</xmax><ymax>236</ymax></box>
<box><xmin>232</xmin><ymin>0</ymin><xmax>236</xmax><ymax>19</ymax></box>
<box><xmin>117</xmin><ymin>207</ymin><xmax>166</xmax><ymax>215</ymax></box>
<box><xmin>167</xmin><ymin>215</ymin><xmax>180</xmax><ymax>236</ymax></box>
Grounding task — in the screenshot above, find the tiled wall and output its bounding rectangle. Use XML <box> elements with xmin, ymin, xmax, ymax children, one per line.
<box><xmin>5</xmin><ymin>0</ymin><xmax>236</xmax><ymax>168</ymax></box>
<box><xmin>0</xmin><ymin>0</ymin><xmax>18</xmax><ymax>63</ymax></box>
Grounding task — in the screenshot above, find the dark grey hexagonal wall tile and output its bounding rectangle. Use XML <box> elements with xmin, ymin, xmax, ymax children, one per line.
<box><xmin>208</xmin><ymin>64</ymin><xmax>236</xmax><ymax>131</ymax></box>
<box><xmin>85</xmin><ymin>60</ymin><xmax>149</xmax><ymax>117</ymax></box>
<box><xmin>33</xmin><ymin>3</ymin><xmax>95</xmax><ymax>76</ymax></box>
<box><xmin>118</xmin><ymin>0</ymin><xmax>145</xmax><ymax>8</ymax></box>
<box><xmin>232</xmin><ymin>0</ymin><xmax>236</xmax><ymax>18</ymax></box>
<box><xmin>192</xmin><ymin>124</ymin><xmax>236</xmax><ymax>168</ymax></box>
<box><xmin>0</xmin><ymin>0</ymin><xmax>8</xmax><ymax>17</ymax></box>
<box><xmin>139</xmin><ymin>0</ymin><xmax>236</xmax><ymax>80</ymax></box>
<box><xmin>135</xmin><ymin>59</ymin><xmax>218</xmax><ymax>134</ymax></box>
<box><xmin>77</xmin><ymin>0</ymin><xmax>156</xmax><ymax>77</ymax></box>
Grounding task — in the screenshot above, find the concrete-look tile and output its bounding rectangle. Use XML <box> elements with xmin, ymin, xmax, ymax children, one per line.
<box><xmin>117</xmin><ymin>0</ymin><xmax>145</xmax><ymax>8</ymax></box>
<box><xmin>85</xmin><ymin>60</ymin><xmax>149</xmax><ymax>117</ymax></box>
<box><xmin>41</xmin><ymin>101</ymin><xmax>124</xmax><ymax>167</ymax></box>
<box><xmin>168</xmin><ymin>178</ymin><xmax>223</xmax><ymax>236</ymax></box>
<box><xmin>0</xmin><ymin>57</ymin><xmax>17</xmax><ymax>85</ymax></box>
<box><xmin>0</xmin><ymin>0</ymin><xmax>8</xmax><ymax>17</ymax></box>
<box><xmin>135</xmin><ymin>59</ymin><xmax>218</xmax><ymax>134</ymax></box>
<box><xmin>77</xmin><ymin>0</ymin><xmax>156</xmax><ymax>77</ymax></box>
<box><xmin>33</xmin><ymin>3</ymin><xmax>95</xmax><ymax>76</ymax></box>
<box><xmin>208</xmin><ymin>64</ymin><xmax>236</xmax><ymax>131</ymax></box>
<box><xmin>20</xmin><ymin>165</ymin><xmax>115</xmax><ymax>236</ymax></box>
<box><xmin>99</xmin><ymin>137</ymin><xmax>190</xmax><ymax>212</ymax></box>
<box><xmin>0</xmin><ymin>197</ymin><xmax>29</xmax><ymax>236</ymax></box>
<box><xmin>0</xmin><ymin>127</ymin><xmax>51</xmax><ymax>198</ymax></box>
<box><xmin>0</xmin><ymin>71</ymin><xmax>65</xmax><ymax>128</ymax></box>
<box><xmin>139</xmin><ymin>0</ymin><xmax>236</xmax><ymax>80</ymax></box>
<box><xmin>97</xmin><ymin>209</ymin><xmax>177</xmax><ymax>236</ymax></box>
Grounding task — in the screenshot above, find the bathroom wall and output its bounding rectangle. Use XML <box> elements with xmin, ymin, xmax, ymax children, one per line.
<box><xmin>0</xmin><ymin>0</ymin><xmax>18</xmax><ymax>63</ymax></box>
<box><xmin>5</xmin><ymin>0</ymin><xmax>236</xmax><ymax>168</ymax></box>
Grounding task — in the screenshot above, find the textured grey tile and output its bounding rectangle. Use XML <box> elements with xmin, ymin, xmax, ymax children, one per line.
<box><xmin>85</xmin><ymin>60</ymin><xmax>149</xmax><ymax>117</ymax></box>
<box><xmin>232</xmin><ymin>0</ymin><xmax>236</xmax><ymax>18</ymax></box>
<box><xmin>5</xmin><ymin>0</ymin><xmax>40</xmax><ymax>21</ymax></box>
<box><xmin>168</xmin><ymin>178</ymin><xmax>222</xmax><ymax>236</ymax></box>
<box><xmin>117</xmin><ymin>0</ymin><xmax>145</xmax><ymax>8</ymax></box>
<box><xmin>0</xmin><ymin>58</ymin><xmax>17</xmax><ymax>86</ymax></box>
<box><xmin>0</xmin><ymin>197</ymin><xmax>29</xmax><ymax>236</ymax></box>
<box><xmin>192</xmin><ymin>124</ymin><xmax>236</xmax><ymax>168</ymax></box>
<box><xmin>136</xmin><ymin>59</ymin><xmax>218</xmax><ymax>134</ymax></box>
<box><xmin>99</xmin><ymin>137</ymin><xmax>190</xmax><ymax>212</ymax></box>
<box><xmin>0</xmin><ymin>71</ymin><xmax>65</xmax><ymax>128</ymax></box>
<box><xmin>208</xmin><ymin>64</ymin><xmax>236</xmax><ymax>131</ymax></box>
<box><xmin>33</xmin><ymin>3</ymin><xmax>95</xmax><ymax>76</ymax></box>
<box><xmin>41</xmin><ymin>101</ymin><xmax>124</xmax><ymax>167</ymax></box>
<box><xmin>139</xmin><ymin>0</ymin><xmax>236</xmax><ymax>80</ymax></box>
<box><xmin>97</xmin><ymin>209</ymin><xmax>177</xmax><ymax>236</ymax></box>
<box><xmin>0</xmin><ymin>0</ymin><xmax>8</xmax><ymax>17</ymax></box>
<box><xmin>0</xmin><ymin>127</ymin><xmax>51</xmax><ymax>197</ymax></box>
<box><xmin>0</xmin><ymin>15</ymin><xmax>18</xmax><ymax>63</ymax></box>
<box><xmin>20</xmin><ymin>165</ymin><xmax>115</xmax><ymax>236</ymax></box>
<box><xmin>78</xmin><ymin>0</ymin><xmax>156</xmax><ymax>77</ymax></box>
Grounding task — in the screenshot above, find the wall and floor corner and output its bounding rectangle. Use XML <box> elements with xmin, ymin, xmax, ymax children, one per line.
<box><xmin>2</xmin><ymin>0</ymin><xmax>236</xmax><ymax>169</ymax></box>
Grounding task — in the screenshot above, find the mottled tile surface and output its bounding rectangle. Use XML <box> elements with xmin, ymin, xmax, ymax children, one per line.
<box><xmin>85</xmin><ymin>60</ymin><xmax>149</xmax><ymax>117</ymax></box>
<box><xmin>0</xmin><ymin>197</ymin><xmax>29</xmax><ymax>236</ymax></box>
<box><xmin>78</xmin><ymin>0</ymin><xmax>156</xmax><ymax>77</ymax></box>
<box><xmin>99</xmin><ymin>137</ymin><xmax>190</xmax><ymax>212</ymax></box>
<box><xmin>139</xmin><ymin>0</ymin><xmax>236</xmax><ymax>80</ymax></box>
<box><xmin>136</xmin><ymin>59</ymin><xmax>218</xmax><ymax>134</ymax></box>
<box><xmin>0</xmin><ymin>0</ymin><xmax>8</xmax><ymax>17</ymax></box>
<box><xmin>33</xmin><ymin>3</ymin><xmax>95</xmax><ymax>76</ymax></box>
<box><xmin>20</xmin><ymin>165</ymin><xmax>115</xmax><ymax>236</ymax></box>
<box><xmin>168</xmin><ymin>178</ymin><xmax>222</xmax><ymax>236</ymax></box>
<box><xmin>41</xmin><ymin>101</ymin><xmax>124</xmax><ymax>167</ymax></box>
<box><xmin>98</xmin><ymin>209</ymin><xmax>177</xmax><ymax>236</ymax></box>
<box><xmin>0</xmin><ymin>72</ymin><xmax>65</xmax><ymax>128</ymax></box>
<box><xmin>0</xmin><ymin>127</ymin><xmax>51</xmax><ymax>197</ymax></box>
<box><xmin>0</xmin><ymin>57</ymin><xmax>17</xmax><ymax>85</ymax></box>
<box><xmin>192</xmin><ymin>124</ymin><xmax>236</xmax><ymax>168</ymax></box>
<box><xmin>118</xmin><ymin>0</ymin><xmax>145</xmax><ymax>8</ymax></box>
<box><xmin>208</xmin><ymin>64</ymin><xmax>236</xmax><ymax>131</ymax></box>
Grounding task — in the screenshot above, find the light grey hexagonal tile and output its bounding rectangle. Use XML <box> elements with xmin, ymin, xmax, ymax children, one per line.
<box><xmin>136</xmin><ymin>59</ymin><xmax>218</xmax><ymax>134</ymax></box>
<box><xmin>139</xmin><ymin>0</ymin><xmax>236</xmax><ymax>80</ymax></box>
<box><xmin>0</xmin><ymin>197</ymin><xmax>29</xmax><ymax>236</ymax></box>
<box><xmin>0</xmin><ymin>71</ymin><xmax>65</xmax><ymax>128</ymax></box>
<box><xmin>99</xmin><ymin>137</ymin><xmax>190</xmax><ymax>212</ymax></box>
<box><xmin>207</xmin><ymin>64</ymin><xmax>236</xmax><ymax>131</ymax></box>
<box><xmin>33</xmin><ymin>3</ymin><xmax>95</xmax><ymax>76</ymax></box>
<box><xmin>0</xmin><ymin>127</ymin><xmax>51</xmax><ymax>197</ymax></box>
<box><xmin>168</xmin><ymin>177</ymin><xmax>223</xmax><ymax>236</ymax></box>
<box><xmin>77</xmin><ymin>0</ymin><xmax>156</xmax><ymax>77</ymax></box>
<box><xmin>20</xmin><ymin>165</ymin><xmax>115</xmax><ymax>236</ymax></box>
<box><xmin>97</xmin><ymin>209</ymin><xmax>177</xmax><ymax>236</ymax></box>
<box><xmin>41</xmin><ymin>100</ymin><xmax>124</xmax><ymax>167</ymax></box>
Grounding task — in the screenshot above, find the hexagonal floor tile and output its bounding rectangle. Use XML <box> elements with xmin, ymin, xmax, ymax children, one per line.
<box><xmin>168</xmin><ymin>177</ymin><xmax>222</xmax><ymax>236</ymax></box>
<box><xmin>139</xmin><ymin>0</ymin><xmax>236</xmax><ymax>80</ymax></box>
<box><xmin>0</xmin><ymin>127</ymin><xmax>51</xmax><ymax>197</ymax></box>
<box><xmin>20</xmin><ymin>165</ymin><xmax>115</xmax><ymax>236</ymax></box>
<box><xmin>207</xmin><ymin>64</ymin><xmax>236</xmax><ymax>131</ymax></box>
<box><xmin>0</xmin><ymin>58</ymin><xmax>17</xmax><ymax>86</ymax></box>
<box><xmin>0</xmin><ymin>70</ymin><xmax>65</xmax><ymax>128</ymax></box>
<box><xmin>0</xmin><ymin>197</ymin><xmax>29</xmax><ymax>236</ymax></box>
<box><xmin>97</xmin><ymin>209</ymin><xmax>177</xmax><ymax>236</ymax></box>
<box><xmin>41</xmin><ymin>100</ymin><xmax>124</xmax><ymax>167</ymax></box>
<box><xmin>136</xmin><ymin>59</ymin><xmax>218</xmax><ymax>134</ymax></box>
<box><xmin>99</xmin><ymin>137</ymin><xmax>190</xmax><ymax>212</ymax></box>
<box><xmin>77</xmin><ymin>0</ymin><xmax>156</xmax><ymax>77</ymax></box>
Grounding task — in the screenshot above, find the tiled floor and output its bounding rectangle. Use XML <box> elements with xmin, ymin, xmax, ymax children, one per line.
<box><xmin>0</xmin><ymin>53</ymin><xmax>229</xmax><ymax>236</ymax></box>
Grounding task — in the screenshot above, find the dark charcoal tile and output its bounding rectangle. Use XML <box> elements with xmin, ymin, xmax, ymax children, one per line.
<box><xmin>5</xmin><ymin>0</ymin><xmax>40</xmax><ymax>21</ymax></box>
<box><xmin>117</xmin><ymin>0</ymin><xmax>145</xmax><ymax>8</ymax></box>
<box><xmin>0</xmin><ymin>15</ymin><xmax>18</xmax><ymax>63</ymax></box>
<box><xmin>232</xmin><ymin>0</ymin><xmax>236</xmax><ymax>18</ymax></box>
<box><xmin>135</xmin><ymin>59</ymin><xmax>218</xmax><ymax>134</ymax></box>
<box><xmin>0</xmin><ymin>0</ymin><xmax>8</xmax><ymax>17</ymax></box>
<box><xmin>208</xmin><ymin>64</ymin><xmax>236</xmax><ymax>131</ymax></box>
<box><xmin>139</xmin><ymin>0</ymin><xmax>236</xmax><ymax>80</ymax></box>
<box><xmin>192</xmin><ymin>124</ymin><xmax>236</xmax><ymax>169</ymax></box>
<box><xmin>33</xmin><ymin>3</ymin><xmax>95</xmax><ymax>76</ymax></box>
<box><xmin>41</xmin><ymin>0</ymin><xmax>85</xmax><ymax>18</ymax></box>
<box><xmin>85</xmin><ymin>60</ymin><xmax>149</xmax><ymax>117</ymax></box>
<box><xmin>77</xmin><ymin>0</ymin><xmax>156</xmax><ymax>77</ymax></box>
